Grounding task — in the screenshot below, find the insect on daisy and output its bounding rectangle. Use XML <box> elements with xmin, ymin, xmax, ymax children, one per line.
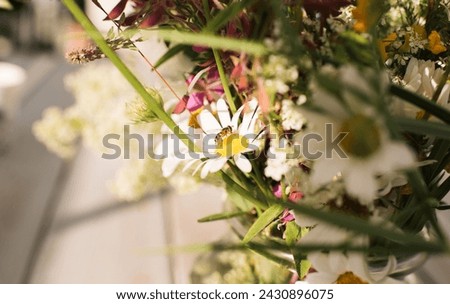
<box><xmin>189</xmin><ymin>98</ymin><xmax>265</xmax><ymax>178</ymax></box>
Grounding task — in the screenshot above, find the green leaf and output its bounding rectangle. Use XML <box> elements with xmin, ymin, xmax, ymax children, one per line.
<box><xmin>154</xmin><ymin>44</ymin><xmax>189</xmax><ymax>68</ymax></box>
<box><xmin>298</xmin><ymin>227</ymin><xmax>312</xmax><ymax>279</ymax></box>
<box><xmin>226</xmin><ymin>184</ymin><xmax>254</xmax><ymax>211</ymax></box>
<box><xmin>280</xmin><ymin>200</ymin><xmax>445</xmax><ymax>253</ymax></box>
<box><xmin>285</xmin><ymin>222</ymin><xmax>310</xmax><ymax>278</ymax></box>
<box><xmin>423</xmin><ymin>139</ymin><xmax>450</xmax><ymax>182</ymax></box>
<box><xmin>246</xmin><ymin>242</ymin><xmax>295</xmax><ymax>269</ymax></box>
<box><xmin>242</xmin><ymin>205</ymin><xmax>285</xmax><ymax>244</ymax></box>
<box><xmin>203</xmin><ymin>0</ymin><xmax>256</xmax><ymax>33</ymax></box>
<box><xmin>220</xmin><ymin>171</ymin><xmax>267</xmax><ymax>209</ymax></box>
<box><xmin>285</xmin><ymin>221</ymin><xmax>301</xmax><ymax>247</ymax></box>
<box><xmin>155</xmin><ymin>29</ymin><xmax>268</xmax><ymax>56</ymax></box>
<box><xmin>390</xmin><ymin>85</ymin><xmax>450</xmax><ymax>124</ymax></box>
<box><xmin>198</xmin><ymin>211</ymin><xmax>249</xmax><ymax>223</ymax></box>
<box><xmin>396</xmin><ymin>117</ymin><xmax>450</xmax><ymax>141</ymax></box>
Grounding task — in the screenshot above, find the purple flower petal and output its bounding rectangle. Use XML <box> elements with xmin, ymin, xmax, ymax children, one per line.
<box><xmin>186</xmin><ymin>93</ymin><xmax>205</xmax><ymax>112</ymax></box>
<box><xmin>105</xmin><ymin>0</ymin><xmax>128</xmax><ymax>20</ymax></box>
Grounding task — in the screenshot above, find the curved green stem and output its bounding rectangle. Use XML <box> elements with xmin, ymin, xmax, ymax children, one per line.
<box><xmin>213</xmin><ymin>49</ymin><xmax>237</xmax><ymax>113</ymax></box>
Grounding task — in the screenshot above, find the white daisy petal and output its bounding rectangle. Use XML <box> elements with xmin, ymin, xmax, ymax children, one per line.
<box><xmin>162</xmin><ymin>158</ymin><xmax>182</xmax><ymax>177</ymax></box>
<box><xmin>192</xmin><ymin>160</ymin><xmax>206</xmax><ymax>176</ymax></box>
<box><xmin>230</xmin><ymin>104</ymin><xmax>245</xmax><ymax>130</ymax></box>
<box><xmin>208</xmin><ymin>157</ymin><xmax>228</xmax><ymax>173</ymax></box>
<box><xmin>310</xmin><ymin>157</ymin><xmax>346</xmax><ymax>187</ymax></box>
<box><xmin>200</xmin><ymin>160</ymin><xmax>213</xmax><ymax>179</ymax></box>
<box><xmin>308</xmin><ymin>252</ymin><xmax>332</xmax><ymax>274</ymax></box>
<box><xmin>216</xmin><ymin>98</ymin><xmax>232</xmax><ymax>128</ymax></box>
<box><xmin>234</xmin><ymin>154</ymin><xmax>252</xmax><ymax>173</ymax></box>
<box><xmin>329</xmin><ymin>252</ymin><xmax>348</xmax><ymax>275</ymax></box>
<box><xmin>306</xmin><ymin>273</ymin><xmax>338</xmax><ymax>284</ymax></box>
<box><xmin>240</xmin><ymin>105</ymin><xmax>257</xmax><ymax>132</ymax></box>
<box><xmin>198</xmin><ymin>109</ymin><xmax>222</xmax><ymax>134</ymax></box>
<box><xmin>182</xmin><ymin>159</ymin><xmax>200</xmax><ymax>173</ymax></box>
<box><xmin>343</xmin><ymin>165</ymin><xmax>378</xmax><ymax>204</ymax></box>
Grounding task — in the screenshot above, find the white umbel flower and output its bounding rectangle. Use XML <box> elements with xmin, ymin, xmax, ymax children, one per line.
<box><xmin>280</xmin><ymin>96</ymin><xmax>306</xmax><ymax>131</ymax></box>
<box><xmin>264</xmin><ymin>137</ymin><xmax>300</xmax><ymax>181</ymax></box>
<box><xmin>32</xmin><ymin>106</ymin><xmax>81</xmax><ymax>159</ymax></box>
<box><xmin>195</xmin><ymin>98</ymin><xmax>263</xmax><ymax>178</ymax></box>
<box><xmin>109</xmin><ymin>157</ymin><xmax>167</xmax><ymax>201</ymax></box>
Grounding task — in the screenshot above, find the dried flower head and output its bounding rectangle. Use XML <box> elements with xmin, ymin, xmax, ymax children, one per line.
<box><xmin>66</xmin><ymin>47</ymin><xmax>106</xmax><ymax>64</ymax></box>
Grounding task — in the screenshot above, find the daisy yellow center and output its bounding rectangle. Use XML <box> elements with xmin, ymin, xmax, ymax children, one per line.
<box><xmin>336</xmin><ymin>272</ymin><xmax>368</xmax><ymax>284</ymax></box>
<box><xmin>339</xmin><ymin>115</ymin><xmax>380</xmax><ymax>158</ymax></box>
<box><xmin>215</xmin><ymin>132</ymin><xmax>249</xmax><ymax>158</ymax></box>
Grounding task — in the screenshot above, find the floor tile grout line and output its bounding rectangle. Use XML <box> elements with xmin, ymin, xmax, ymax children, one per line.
<box><xmin>160</xmin><ymin>190</ymin><xmax>177</xmax><ymax>283</ymax></box>
<box><xmin>20</xmin><ymin>159</ymin><xmax>74</xmax><ymax>283</ymax></box>
<box><xmin>50</xmin><ymin>189</ymin><xmax>169</xmax><ymax>234</ymax></box>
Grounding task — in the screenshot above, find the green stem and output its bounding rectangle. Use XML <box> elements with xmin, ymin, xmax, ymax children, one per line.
<box><xmin>249</xmin><ymin>159</ymin><xmax>272</xmax><ymax>200</ymax></box>
<box><xmin>201</xmin><ymin>0</ymin><xmax>236</xmax><ymax>113</ymax></box>
<box><xmin>213</xmin><ymin>49</ymin><xmax>237</xmax><ymax>113</ymax></box>
<box><xmin>220</xmin><ymin>170</ymin><xmax>267</xmax><ymax>209</ymax></box>
<box><xmin>62</xmin><ymin>0</ymin><xmax>197</xmax><ymax>153</ymax></box>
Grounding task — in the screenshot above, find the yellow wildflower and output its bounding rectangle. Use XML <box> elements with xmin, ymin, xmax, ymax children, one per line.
<box><xmin>379</xmin><ymin>32</ymin><xmax>398</xmax><ymax>61</ymax></box>
<box><xmin>353</xmin><ymin>0</ymin><xmax>381</xmax><ymax>33</ymax></box>
<box><xmin>428</xmin><ymin>30</ymin><xmax>447</xmax><ymax>55</ymax></box>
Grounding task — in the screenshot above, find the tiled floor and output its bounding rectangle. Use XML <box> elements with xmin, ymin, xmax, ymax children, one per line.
<box><xmin>0</xmin><ymin>54</ymin><xmax>74</xmax><ymax>283</ymax></box>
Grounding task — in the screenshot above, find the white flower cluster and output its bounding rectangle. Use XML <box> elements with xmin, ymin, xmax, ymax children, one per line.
<box><xmin>264</xmin><ymin>137</ymin><xmax>301</xmax><ymax>181</ymax></box>
<box><xmin>32</xmin><ymin>107</ymin><xmax>81</xmax><ymax>159</ymax></box>
<box><xmin>263</xmin><ymin>55</ymin><xmax>299</xmax><ymax>94</ymax></box>
<box><xmin>327</xmin><ymin>5</ymin><xmax>355</xmax><ymax>34</ymax></box>
<box><xmin>33</xmin><ymin>62</ymin><xmax>169</xmax><ymax>201</ymax></box>
<box><xmin>280</xmin><ymin>96</ymin><xmax>306</xmax><ymax>131</ymax></box>
<box><xmin>191</xmin><ymin>246</ymin><xmax>291</xmax><ymax>284</ymax></box>
<box><xmin>109</xmin><ymin>157</ymin><xmax>167</xmax><ymax>202</ymax></box>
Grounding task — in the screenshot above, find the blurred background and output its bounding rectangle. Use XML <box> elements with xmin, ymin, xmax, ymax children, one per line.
<box><xmin>0</xmin><ymin>0</ymin><xmax>449</xmax><ymax>284</ymax></box>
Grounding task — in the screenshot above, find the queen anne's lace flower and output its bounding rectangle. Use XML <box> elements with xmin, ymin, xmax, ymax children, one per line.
<box><xmin>280</xmin><ymin>96</ymin><xmax>306</xmax><ymax>131</ymax></box>
<box><xmin>32</xmin><ymin>107</ymin><xmax>81</xmax><ymax>159</ymax></box>
<box><xmin>110</xmin><ymin>157</ymin><xmax>167</xmax><ymax>201</ymax></box>
<box><xmin>264</xmin><ymin>137</ymin><xmax>300</xmax><ymax>181</ymax></box>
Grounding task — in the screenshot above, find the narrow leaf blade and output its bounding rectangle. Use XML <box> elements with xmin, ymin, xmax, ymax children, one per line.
<box><xmin>242</xmin><ymin>205</ymin><xmax>284</xmax><ymax>243</ymax></box>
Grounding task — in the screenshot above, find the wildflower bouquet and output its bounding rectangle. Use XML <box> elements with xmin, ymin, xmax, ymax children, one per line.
<box><xmin>39</xmin><ymin>0</ymin><xmax>450</xmax><ymax>283</ymax></box>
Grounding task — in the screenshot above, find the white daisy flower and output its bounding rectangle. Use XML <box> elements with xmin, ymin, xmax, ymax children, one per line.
<box><xmin>298</xmin><ymin>65</ymin><xmax>415</xmax><ymax>205</ymax></box>
<box><xmin>195</xmin><ymin>98</ymin><xmax>263</xmax><ymax>178</ymax></box>
<box><xmin>305</xmin><ymin>251</ymin><xmax>402</xmax><ymax>284</ymax></box>
<box><xmin>156</xmin><ymin>111</ymin><xmax>202</xmax><ymax>177</ymax></box>
<box><xmin>300</xmin><ymin>221</ymin><xmax>369</xmax><ymax>246</ymax></box>
<box><xmin>395</xmin><ymin>58</ymin><xmax>450</xmax><ymax>118</ymax></box>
